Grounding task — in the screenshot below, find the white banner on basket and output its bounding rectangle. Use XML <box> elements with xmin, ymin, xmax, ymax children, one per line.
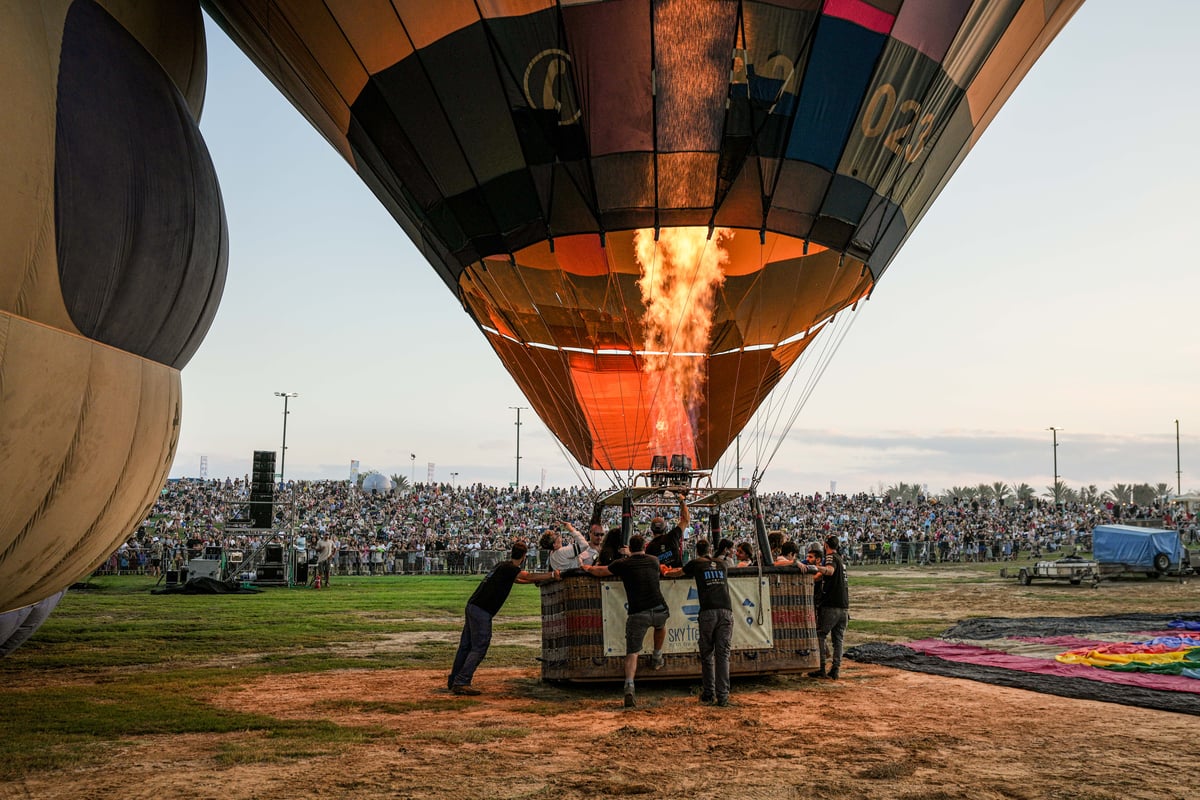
<box><xmin>599</xmin><ymin>576</ymin><xmax>773</xmax><ymax>656</ymax></box>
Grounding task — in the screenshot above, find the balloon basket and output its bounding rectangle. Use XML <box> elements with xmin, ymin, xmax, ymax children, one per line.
<box><xmin>538</xmin><ymin>570</ymin><xmax>819</xmax><ymax>683</ymax></box>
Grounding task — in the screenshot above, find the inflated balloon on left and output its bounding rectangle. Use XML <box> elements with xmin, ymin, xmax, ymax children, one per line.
<box><xmin>0</xmin><ymin>1</ymin><xmax>227</xmax><ymax>623</ymax></box>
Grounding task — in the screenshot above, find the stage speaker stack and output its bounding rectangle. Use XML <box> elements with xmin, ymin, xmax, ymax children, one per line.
<box><xmin>251</xmin><ymin>450</ymin><xmax>276</xmax><ymax>529</ymax></box>
<box><xmin>256</xmin><ymin>542</ymin><xmax>286</xmax><ymax>584</ymax></box>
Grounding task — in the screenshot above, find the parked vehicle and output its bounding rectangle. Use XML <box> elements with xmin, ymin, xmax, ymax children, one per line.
<box><xmin>1003</xmin><ymin>555</ymin><xmax>1098</xmax><ymax>587</ymax></box>
<box><xmin>1091</xmin><ymin>524</ymin><xmax>1193</xmax><ymax>580</ymax></box>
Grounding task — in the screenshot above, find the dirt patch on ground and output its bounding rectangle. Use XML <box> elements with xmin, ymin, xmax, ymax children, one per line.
<box><xmin>6</xmin><ymin>573</ymin><xmax>1198</xmax><ymax>800</ymax></box>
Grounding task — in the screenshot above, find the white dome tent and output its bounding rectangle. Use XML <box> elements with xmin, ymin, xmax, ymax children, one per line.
<box><xmin>361</xmin><ymin>472</ymin><xmax>393</xmax><ymax>495</ymax></box>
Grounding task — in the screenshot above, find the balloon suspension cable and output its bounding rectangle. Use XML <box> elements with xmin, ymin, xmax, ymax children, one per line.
<box><xmin>753</xmin><ymin>303</ymin><xmax>864</xmax><ymax>480</ymax></box>
<box><xmin>539</xmin><ymin>412</ymin><xmax>599</xmax><ymax>493</ymax></box>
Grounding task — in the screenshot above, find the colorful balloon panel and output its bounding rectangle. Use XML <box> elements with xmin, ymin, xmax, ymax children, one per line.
<box><xmin>206</xmin><ymin>0</ymin><xmax>1082</xmax><ymax>471</ymax></box>
<box><xmin>0</xmin><ymin>0</ymin><xmax>225</xmax><ymax>615</ymax></box>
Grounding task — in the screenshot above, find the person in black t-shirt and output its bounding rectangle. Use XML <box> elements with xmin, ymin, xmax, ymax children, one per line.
<box><xmin>448</xmin><ymin>540</ymin><xmax>559</xmax><ymax>695</ymax></box>
<box><xmin>667</xmin><ymin>539</ymin><xmax>733</xmax><ymax>705</ymax></box>
<box><xmin>646</xmin><ymin>493</ymin><xmax>689</xmax><ymax>569</ymax></box>
<box><xmin>808</xmin><ymin>534</ymin><xmax>849</xmax><ymax>680</ymax></box>
<box><xmin>582</xmin><ymin>534</ymin><xmax>668</xmax><ymax>707</ymax></box>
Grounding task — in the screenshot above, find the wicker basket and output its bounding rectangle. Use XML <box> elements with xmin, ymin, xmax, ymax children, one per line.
<box><xmin>539</xmin><ymin>568</ymin><xmax>819</xmax><ymax>682</ymax></box>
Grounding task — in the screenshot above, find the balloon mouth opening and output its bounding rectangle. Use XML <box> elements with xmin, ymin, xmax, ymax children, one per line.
<box><xmin>462</xmin><ymin>227</ymin><xmax>873</xmax><ymax>473</ymax></box>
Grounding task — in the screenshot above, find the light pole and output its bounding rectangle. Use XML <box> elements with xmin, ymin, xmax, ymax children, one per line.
<box><xmin>510</xmin><ymin>406</ymin><xmax>528</xmax><ymax>488</ymax></box>
<box><xmin>1176</xmin><ymin>419</ymin><xmax>1182</xmax><ymax>496</ymax></box>
<box><xmin>1047</xmin><ymin>426</ymin><xmax>1061</xmax><ymax>507</ymax></box>
<box><xmin>274</xmin><ymin>392</ymin><xmax>298</xmax><ymax>489</ymax></box>
<box><xmin>410</xmin><ymin>453</ymin><xmax>415</xmax><ymax>486</ymax></box>
<box><xmin>451</xmin><ymin>471</ymin><xmax>459</xmax><ymax>488</ymax></box>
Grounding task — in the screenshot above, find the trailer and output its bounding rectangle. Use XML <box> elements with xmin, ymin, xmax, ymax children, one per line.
<box><xmin>1003</xmin><ymin>556</ymin><xmax>1099</xmax><ymax>587</ymax></box>
<box><xmin>1091</xmin><ymin>524</ymin><xmax>1193</xmax><ymax>580</ymax></box>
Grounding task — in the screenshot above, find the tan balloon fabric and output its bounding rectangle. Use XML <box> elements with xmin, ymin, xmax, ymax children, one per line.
<box><xmin>99</xmin><ymin>0</ymin><xmax>209</xmax><ymax>118</ymax></box>
<box><xmin>0</xmin><ymin>313</ymin><xmax>180</xmax><ymax>613</ymax></box>
<box><xmin>0</xmin><ymin>2</ymin><xmax>76</xmax><ymax>335</ymax></box>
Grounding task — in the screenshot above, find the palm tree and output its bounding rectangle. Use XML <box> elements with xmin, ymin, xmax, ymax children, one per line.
<box><xmin>1154</xmin><ymin>482</ymin><xmax>1171</xmax><ymax>501</ymax></box>
<box><xmin>992</xmin><ymin>482</ymin><xmax>1012</xmax><ymax>506</ymax></box>
<box><xmin>943</xmin><ymin>486</ymin><xmax>968</xmax><ymax>503</ymax></box>
<box><xmin>976</xmin><ymin>484</ymin><xmax>994</xmax><ymax>502</ymax></box>
<box><xmin>1011</xmin><ymin>482</ymin><xmax>1037</xmax><ymax>504</ymax></box>
<box><xmin>390</xmin><ymin>474</ymin><xmax>410</xmax><ymax>492</ymax></box>
<box><xmin>1106</xmin><ymin>484</ymin><xmax>1132</xmax><ymax>504</ymax></box>
<box><xmin>1132</xmin><ymin>483</ymin><xmax>1157</xmax><ymax>506</ymax></box>
<box><xmin>1079</xmin><ymin>484</ymin><xmax>1101</xmax><ymax>505</ymax></box>
<box><xmin>885</xmin><ymin>482</ymin><xmax>925</xmax><ymax>503</ymax></box>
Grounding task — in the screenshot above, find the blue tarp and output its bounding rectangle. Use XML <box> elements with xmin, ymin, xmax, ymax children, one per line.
<box><xmin>1092</xmin><ymin>525</ymin><xmax>1184</xmax><ymax>570</ymax></box>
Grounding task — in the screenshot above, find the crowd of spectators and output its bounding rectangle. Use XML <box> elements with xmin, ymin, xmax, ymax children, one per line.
<box><xmin>95</xmin><ymin>477</ymin><xmax>1198</xmax><ymax>577</ymax></box>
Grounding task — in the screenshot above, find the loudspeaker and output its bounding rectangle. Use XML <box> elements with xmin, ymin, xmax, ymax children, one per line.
<box><xmin>264</xmin><ymin>544</ymin><xmax>284</xmax><ymax>564</ymax></box>
<box><xmin>294</xmin><ymin>561</ymin><xmax>308</xmax><ymax>584</ymax></box>
<box><xmin>252</xmin><ymin>450</ymin><xmax>276</xmax><ymax>489</ymax></box>
<box><xmin>251</xmin><ymin>450</ymin><xmax>276</xmax><ymax>528</ymax></box>
<box><xmin>257</xmin><ymin>565</ymin><xmax>284</xmax><ymax>581</ymax></box>
<box><xmin>253</xmin><ymin>449</ymin><xmax>276</xmax><ymax>473</ymax></box>
<box><xmin>249</xmin><ymin>498</ymin><xmax>273</xmax><ymax>529</ymax></box>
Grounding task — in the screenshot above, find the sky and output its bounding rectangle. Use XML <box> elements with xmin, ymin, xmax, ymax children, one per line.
<box><xmin>174</xmin><ymin>1</ymin><xmax>1200</xmax><ymax>497</ymax></box>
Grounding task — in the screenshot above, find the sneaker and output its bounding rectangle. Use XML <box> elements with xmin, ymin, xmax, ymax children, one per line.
<box><xmin>828</xmin><ymin>667</ymin><xmax>840</xmax><ymax>680</ymax></box>
<box><xmin>624</xmin><ymin>689</ymin><xmax>636</xmax><ymax>708</ymax></box>
<box><xmin>699</xmin><ymin>693</ymin><xmax>715</xmax><ymax>705</ymax></box>
<box><xmin>651</xmin><ymin>653</ymin><xmax>665</xmax><ymax>670</ymax></box>
<box><xmin>716</xmin><ymin>697</ymin><xmax>732</xmax><ymax>707</ymax></box>
<box><xmin>807</xmin><ymin>669</ymin><xmax>827</xmax><ymax>678</ymax></box>
<box><xmin>451</xmin><ymin>685</ymin><xmax>481</xmax><ymax>696</ymax></box>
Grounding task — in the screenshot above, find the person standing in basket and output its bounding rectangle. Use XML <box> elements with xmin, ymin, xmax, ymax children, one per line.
<box><xmin>581</xmin><ymin>533</ymin><xmax>669</xmax><ymax>708</ymax></box>
<box><xmin>447</xmin><ymin>540</ymin><xmax>559</xmax><ymax>695</ymax></box>
<box><xmin>666</xmin><ymin>539</ymin><xmax>733</xmax><ymax>706</ymax></box>
<box><xmin>809</xmin><ymin>534</ymin><xmax>849</xmax><ymax>680</ymax></box>
<box><xmin>646</xmin><ymin>493</ymin><xmax>689</xmax><ymax>569</ymax></box>
<box><xmin>538</xmin><ymin>522</ymin><xmax>591</xmax><ymax>573</ymax></box>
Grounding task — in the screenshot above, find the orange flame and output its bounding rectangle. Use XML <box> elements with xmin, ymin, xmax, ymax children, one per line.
<box><xmin>633</xmin><ymin>226</ymin><xmax>732</xmax><ymax>464</ymax></box>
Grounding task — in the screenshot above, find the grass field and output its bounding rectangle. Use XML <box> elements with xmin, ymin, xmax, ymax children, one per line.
<box><xmin>1</xmin><ymin>557</ymin><xmax>1195</xmax><ymax>787</ymax></box>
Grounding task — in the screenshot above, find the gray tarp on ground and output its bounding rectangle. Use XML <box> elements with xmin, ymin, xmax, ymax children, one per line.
<box><xmin>151</xmin><ymin>577</ymin><xmax>261</xmax><ymax>595</ymax></box>
<box><xmin>847</xmin><ymin>612</ymin><xmax>1200</xmax><ymax>717</ymax></box>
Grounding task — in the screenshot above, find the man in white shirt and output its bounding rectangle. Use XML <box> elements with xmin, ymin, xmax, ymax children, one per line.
<box><xmin>538</xmin><ymin>522</ymin><xmax>591</xmax><ymax>572</ymax></box>
<box><xmin>316</xmin><ymin>534</ymin><xmax>335</xmax><ymax>586</ymax></box>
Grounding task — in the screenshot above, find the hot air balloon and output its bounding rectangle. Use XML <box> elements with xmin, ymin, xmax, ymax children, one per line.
<box><xmin>0</xmin><ymin>0</ymin><xmax>1085</xmax><ymax>643</ymax></box>
<box><xmin>203</xmin><ymin>0</ymin><xmax>1083</xmax><ymax>479</ymax></box>
<box><xmin>0</xmin><ymin>0</ymin><xmax>227</xmax><ymax>619</ymax></box>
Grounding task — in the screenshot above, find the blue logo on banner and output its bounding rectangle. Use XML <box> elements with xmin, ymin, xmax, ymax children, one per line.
<box><xmin>741</xmin><ymin>597</ymin><xmax>757</xmax><ymax>625</ymax></box>
<box><xmin>683</xmin><ymin>587</ymin><xmax>700</xmax><ymax>622</ymax></box>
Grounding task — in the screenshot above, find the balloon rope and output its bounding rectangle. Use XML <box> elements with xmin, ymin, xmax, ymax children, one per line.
<box><xmin>760</xmin><ymin>304</ymin><xmax>863</xmax><ymax>475</ymax></box>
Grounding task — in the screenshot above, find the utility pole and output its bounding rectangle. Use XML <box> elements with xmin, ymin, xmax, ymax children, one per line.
<box><xmin>274</xmin><ymin>392</ymin><xmax>298</xmax><ymax>489</ymax></box>
<box><xmin>510</xmin><ymin>406</ymin><xmax>528</xmax><ymax>488</ymax></box>
<box><xmin>1047</xmin><ymin>426</ymin><xmax>1061</xmax><ymax>507</ymax></box>
<box><xmin>1176</xmin><ymin>419</ymin><xmax>1182</xmax><ymax>496</ymax></box>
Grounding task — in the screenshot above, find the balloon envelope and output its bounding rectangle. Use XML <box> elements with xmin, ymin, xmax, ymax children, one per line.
<box><xmin>0</xmin><ymin>0</ymin><xmax>226</xmax><ymax>615</ymax></box>
<box><xmin>205</xmin><ymin>0</ymin><xmax>1082</xmax><ymax>470</ymax></box>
